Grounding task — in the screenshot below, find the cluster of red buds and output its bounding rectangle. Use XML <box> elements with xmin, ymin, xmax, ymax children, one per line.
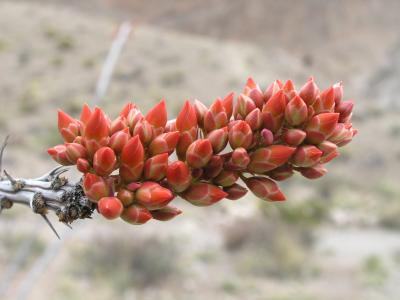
<box><xmin>48</xmin><ymin>77</ymin><xmax>357</xmax><ymax>225</ymax></box>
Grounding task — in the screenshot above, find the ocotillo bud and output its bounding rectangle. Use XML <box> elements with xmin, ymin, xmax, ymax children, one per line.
<box><xmin>119</xmin><ymin>135</ymin><xmax>144</xmax><ymax>182</ymax></box>
<box><xmin>145</xmin><ymin>99</ymin><xmax>167</xmax><ymax>128</ymax></box>
<box><xmin>235</xmin><ymin>94</ymin><xmax>256</xmax><ymax>119</ymax></box>
<box><xmin>135</xmin><ymin>182</ymin><xmax>175</xmax><ymax>210</ymax></box>
<box><xmin>204</xmin><ymin>99</ymin><xmax>228</xmax><ymax>132</ymax></box>
<box><xmin>133</xmin><ymin>120</ymin><xmax>154</xmax><ymax>145</ymax></box>
<box><xmin>264</xmin><ymin>79</ymin><xmax>283</xmax><ymax>102</ymax></box>
<box><xmin>166</xmin><ymin>161</ymin><xmax>192</xmax><ymax>192</ymax></box>
<box><xmin>176</xmin><ymin>101</ymin><xmax>197</xmax><ymax>132</ymax></box>
<box><xmin>119</xmin><ymin>102</ymin><xmax>135</xmax><ymax>118</ymax></box>
<box><xmin>282</xmin><ymin>80</ymin><xmax>296</xmax><ymax>101</ymax></box>
<box><xmin>109</xmin><ymin>128</ymin><xmax>130</xmax><ymax>153</ymax></box>
<box><xmin>299</xmin><ymin>77</ymin><xmax>319</xmax><ymax>105</ymax></box>
<box><xmin>317</xmin><ymin>140</ymin><xmax>337</xmax><ymax>157</ymax></box>
<box><xmin>80</xmin><ymin>103</ymin><xmax>92</xmax><ymax>125</ymax></box>
<box><xmin>83</xmin><ymin>107</ymin><xmax>110</xmax><ymax>155</ymax></box>
<box><xmin>320</xmin><ymin>150</ymin><xmax>339</xmax><ymax>163</ymax></box>
<box><xmin>65</xmin><ymin>143</ymin><xmax>88</xmax><ymax>163</ymax></box>
<box><xmin>194</xmin><ymin>99</ymin><xmax>208</xmax><ymax>127</ymax></box>
<box><xmin>213</xmin><ymin>170</ymin><xmax>239</xmax><ymax>187</ymax></box>
<box><xmin>183</xmin><ymin>183</ymin><xmax>227</xmax><ymax>206</ymax></box>
<box><xmin>262</xmin><ymin>90</ymin><xmax>286</xmax><ymax>132</ymax></box>
<box><xmin>165</xmin><ymin>119</ymin><xmax>177</xmax><ymax>132</ymax></box>
<box><xmin>284</xmin><ymin>95</ymin><xmax>308</xmax><ymax>126</ymax></box>
<box><xmin>247</xmin><ymin>145</ymin><xmax>296</xmax><ymax>173</ymax></box>
<box><xmin>245</xmin><ymin>108</ymin><xmax>263</xmax><ymax>130</ymax></box>
<box><xmin>268</xmin><ymin>164</ymin><xmax>294</xmax><ymax>181</ymax></box>
<box><xmin>328</xmin><ymin>123</ymin><xmax>348</xmax><ymax>144</ymax></box>
<box><xmin>305</xmin><ymin>113</ymin><xmax>339</xmax><ymax>144</ymax></box>
<box><xmin>282</xmin><ymin>129</ymin><xmax>307</xmax><ymax>146</ymax></box>
<box><xmin>149</xmin><ymin>131</ymin><xmax>180</xmax><ymax>156</ymax></box>
<box><xmin>226</xmin><ymin>147</ymin><xmax>250</xmax><ymax>170</ymax></box>
<box><xmin>228</xmin><ymin>120</ymin><xmax>253</xmax><ymax>149</ymax></box>
<box><xmin>244</xmin><ymin>77</ymin><xmax>264</xmax><ymax>108</ymax></box>
<box><xmin>110</xmin><ymin>116</ymin><xmax>127</xmax><ymax>135</ymax></box>
<box><xmin>176</xmin><ymin>128</ymin><xmax>197</xmax><ymax>160</ymax></box>
<box><xmin>222</xmin><ymin>91</ymin><xmax>234</xmax><ymax>119</ymax></box>
<box><xmin>121</xmin><ymin>204</ymin><xmax>152</xmax><ymax>225</ymax></box>
<box><xmin>93</xmin><ymin>147</ymin><xmax>117</xmax><ymax>176</ymax></box>
<box><xmin>207</xmin><ymin>127</ymin><xmax>228</xmax><ymax>153</ymax></box>
<box><xmin>186</xmin><ymin>139</ymin><xmax>213</xmax><ymax>168</ymax></box>
<box><xmin>332</xmin><ymin>81</ymin><xmax>343</xmax><ymax>106</ymax></box>
<box><xmin>47</xmin><ymin>145</ymin><xmax>73</xmax><ymax>165</ymax></box>
<box><xmin>244</xmin><ymin>176</ymin><xmax>285</xmax><ymax>201</ymax></box>
<box><xmin>98</xmin><ymin>197</ymin><xmax>123</xmax><ymax>220</ymax></box>
<box><xmin>82</xmin><ymin>173</ymin><xmax>111</xmax><ymax>202</ymax></box>
<box><xmin>292</xmin><ymin>145</ymin><xmax>323</xmax><ymax>167</ymax></box>
<box><xmin>151</xmin><ymin>205</ymin><xmax>182</xmax><ymax>221</ymax></box>
<box><xmin>58</xmin><ymin>110</ymin><xmax>80</xmax><ymax>143</ymax></box>
<box><xmin>313</xmin><ymin>87</ymin><xmax>335</xmax><ymax>114</ymax></box>
<box><xmin>117</xmin><ymin>188</ymin><xmax>135</xmax><ymax>207</ymax></box>
<box><xmin>298</xmin><ymin>164</ymin><xmax>327</xmax><ymax>179</ymax></box>
<box><xmin>126</xmin><ymin>107</ymin><xmax>143</xmax><ymax>129</ymax></box>
<box><xmin>336</xmin><ymin>100</ymin><xmax>354</xmax><ymax>121</ymax></box>
<box><xmin>77</xmin><ymin>158</ymin><xmax>90</xmax><ymax>173</ymax></box>
<box><xmin>260</xmin><ymin>128</ymin><xmax>274</xmax><ymax>146</ymax></box>
<box><xmin>144</xmin><ymin>153</ymin><xmax>168</xmax><ymax>181</ymax></box>
<box><xmin>203</xmin><ymin>155</ymin><xmax>224</xmax><ymax>178</ymax></box>
<box><xmin>223</xmin><ymin>183</ymin><xmax>248</xmax><ymax>200</ymax></box>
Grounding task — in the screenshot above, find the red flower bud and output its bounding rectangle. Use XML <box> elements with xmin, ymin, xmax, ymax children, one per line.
<box><xmin>336</xmin><ymin>100</ymin><xmax>354</xmax><ymax>121</ymax></box>
<box><xmin>83</xmin><ymin>173</ymin><xmax>111</xmax><ymax>202</ymax></box>
<box><xmin>109</xmin><ymin>128</ymin><xmax>130</xmax><ymax>153</ymax></box>
<box><xmin>83</xmin><ymin>107</ymin><xmax>110</xmax><ymax>155</ymax></box>
<box><xmin>292</xmin><ymin>145</ymin><xmax>323</xmax><ymax>167</ymax></box>
<box><xmin>126</xmin><ymin>107</ymin><xmax>143</xmax><ymax>129</ymax></box>
<box><xmin>176</xmin><ymin>128</ymin><xmax>197</xmax><ymax>160</ymax></box>
<box><xmin>117</xmin><ymin>188</ymin><xmax>135</xmax><ymax>207</ymax></box>
<box><xmin>133</xmin><ymin>120</ymin><xmax>154</xmax><ymax>145</ymax></box>
<box><xmin>282</xmin><ymin>129</ymin><xmax>307</xmax><ymax>146</ymax></box>
<box><xmin>57</xmin><ymin>110</ymin><xmax>80</xmax><ymax>142</ymax></box>
<box><xmin>166</xmin><ymin>161</ymin><xmax>192</xmax><ymax>192</ymax></box>
<box><xmin>223</xmin><ymin>183</ymin><xmax>248</xmax><ymax>200</ymax></box>
<box><xmin>65</xmin><ymin>143</ymin><xmax>88</xmax><ymax>163</ymax></box>
<box><xmin>110</xmin><ymin>116</ymin><xmax>127</xmax><ymax>135</ymax></box>
<box><xmin>244</xmin><ymin>176</ymin><xmax>285</xmax><ymax>201</ymax></box>
<box><xmin>144</xmin><ymin>153</ymin><xmax>168</xmax><ymax>181</ymax></box>
<box><xmin>149</xmin><ymin>131</ymin><xmax>180</xmax><ymax>156</ymax></box>
<box><xmin>328</xmin><ymin>123</ymin><xmax>348</xmax><ymax>144</ymax></box>
<box><xmin>244</xmin><ymin>77</ymin><xmax>264</xmax><ymax>108</ymax></box>
<box><xmin>262</xmin><ymin>90</ymin><xmax>286</xmax><ymax>132</ymax></box>
<box><xmin>228</xmin><ymin>120</ymin><xmax>253</xmax><ymax>149</ymax></box>
<box><xmin>245</xmin><ymin>108</ymin><xmax>263</xmax><ymax>130</ymax></box>
<box><xmin>98</xmin><ymin>197</ymin><xmax>123</xmax><ymax>220</ymax></box>
<box><xmin>284</xmin><ymin>95</ymin><xmax>308</xmax><ymax>126</ymax></box>
<box><xmin>235</xmin><ymin>94</ymin><xmax>256</xmax><ymax>119</ymax></box>
<box><xmin>260</xmin><ymin>128</ymin><xmax>274</xmax><ymax>146</ymax></box>
<box><xmin>80</xmin><ymin>103</ymin><xmax>92</xmax><ymax>125</ymax></box>
<box><xmin>145</xmin><ymin>99</ymin><xmax>167</xmax><ymax>128</ymax></box>
<box><xmin>151</xmin><ymin>205</ymin><xmax>182</xmax><ymax>221</ymax></box>
<box><xmin>47</xmin><ymin>145</ymin><xmax>73</xmax><ymax>165</ymax></box>
<box><xmin>305</xmin><ymin>113</ymin><xmax>339</xmax><ymax>144</ymax></box>
<box><xmin>203</xmin><ymin>155</ymin><xmax>224</xmax><ymax>178</ymax></box>
<box><xmin>186</xmin><ymin>139</ymin><xmax>213</xmax><ymax>168</ymax></box>
<box><xmin>119</xmin><ymin>102</ymin><xmax>136</xmax><ymax>118</ymax></box>
<box><xmin>165</xmin><ymin>119</ymin><xmax>177</xmax><ymax>132</ymax></box>
<box><xmin>183</xmin><ymin>183</ymin><xmax>227</xmax><ymax>206</ymax></box>
<box><xmin>226</xmin><ymin>147</ymin><xmax>250</xmax><ymax>170</ymax></box>
<box><xmin>264</xmin><ymin>80</ymin><xmax>283</xmax><ymax>102</ymax></box>
<box><xmin>248</xmin><ymin>145</ymin><xmax>296</xmax><ymax>173</ymax></box>
<box><xmin>313</xmin><ymin>87</ymin><xmax>335</xmax><ymax>114</ymax></box>
<box><xmin>213</xmin><ymin>170</ymin><xmax>239</xmax><ymax>187</ymax></box>
<box><xmin>135</xmin><ymin>182</ymin><xmax>175</xmax><ymax>210</ymax></box>
<box><xmin>204</xmin><ymin>99</ymin><xmax>228</xmax><ymax>132</ymax></box>
<box><xmin>320</xmin><ymin>150</ymin><xmax>339</xmax><ymax>163</ymax></box>
<box><xmin>282</xmin><ymin>80</ymin><xmax>296</xmax><ymax>100</ymax></box>
<box><xmin>93</xmin><ymin>147</ymin><xmax>117</xmax><ymax>176</ymax></box>
<box><xmin>119</xmin><ymin>135</ymin><xmax>144</xmax><ymax>182</ymax></box>
<box><xmin>298</xmin><ymin>164</ymin><xmax>327</xmax><ymax>179</ymax></box>
<box><xmin>222</xmin><ymin>91</ymin><xmax>234</xmax><ymax>119</ymax></box>
<box><xmin>207</xmin><ymin>127</ymin><xmax>228</xmax><ymax>153</ymax></box>
<box><xmin>77</xmin><ymin>158</ymin><xmax>90</xmax><ymax>173</ymax></box>
<box><xmin>317</xmin><ymin>140</ymin><xmax>337</xmax><ymax>157</ymax></box>
<box><xmin>121</xmin><ymin>204</ymin><xmax>152</xmax><ymax>225</ymax></box>
<box><xmin>332</xmin><ymin>81</ymin><xmax>343</xmax><ymax>106</ymax></box>
<box><xmin>299</xmin><ymin>77</ymin><xmax>319</xmax><ymax>105</ymax></box>
<box><xmin>176</xmin><ymin>101</ymin><xmax>197</xmax><ymax>132</ymax></box>
<box><xmin>268</xmin><ymin>164</ymin><xmax>294</xmax><ymax>181</ymax></box>
<box><xmin>194</xmin><ymin>99</ymin><xmax>208</xmax><ymax>127</ymax></box>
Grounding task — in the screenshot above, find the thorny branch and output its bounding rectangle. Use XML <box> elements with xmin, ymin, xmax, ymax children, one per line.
<box><xmin>0</xmin><ymin>136</ymin><xmax>95</xmax><ymax>238</ymax></box>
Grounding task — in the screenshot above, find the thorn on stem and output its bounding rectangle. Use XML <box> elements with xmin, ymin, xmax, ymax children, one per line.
<box><xmin>3</xmin><ymin>169</ymin><xmax>25</xmax><ymax>191</ymax></box>
<box><xmin>0</xmin><ymin>135</ymin><xmax>10</xmax><ymax>179</ymax></box>
<box><xmin>41</xmin><ymin>214</ymin><xmax>60</xmax><ymax>239</ymax></box>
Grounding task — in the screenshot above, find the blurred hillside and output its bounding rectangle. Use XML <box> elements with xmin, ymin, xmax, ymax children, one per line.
<box><xmin>1</xmin><ymin>1</ymin><xmax>400</xmax><ymax>300</ymax></box>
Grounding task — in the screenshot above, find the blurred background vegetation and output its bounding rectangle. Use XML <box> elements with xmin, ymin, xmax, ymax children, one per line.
<box><xmin>1</xmin><ymin>0</ymin><xmax>400</xmax><ymax>299</ymax></box>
